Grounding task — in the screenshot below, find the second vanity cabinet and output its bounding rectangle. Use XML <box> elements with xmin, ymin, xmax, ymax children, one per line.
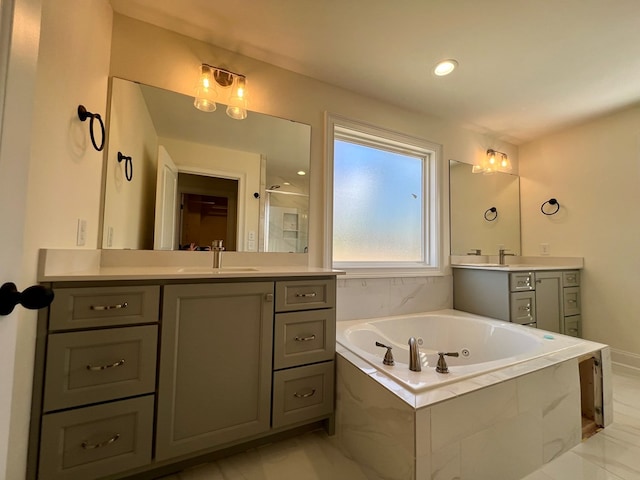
<box><xmin>453</xmin><ymin>268</ymin><xmax>581</xmax><ymax>336</ymax></box>
<box><xmin>29</xmin><ymin>275</ymin><xmax>337</xmax><ymax>480</ymax></box>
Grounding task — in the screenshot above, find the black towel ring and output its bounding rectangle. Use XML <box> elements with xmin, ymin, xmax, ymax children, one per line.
<box><xmin>77</xmin><ymin>105</ymin><xmax>105</xmax><ymax>152</ymax></box>
<box><xmin>484</xmin><ymin>207</ymin><xmax>498</xmax><ymax>221</ymax></box>
<box><xmin>541</xmin><ymin>198</ymin><xmax>560</xmax><ymax>215</ymax></box>
<box><xmin>117</xmin><ymin>152</ymin><xmax>133</xmax><ymax>182</ymax></box>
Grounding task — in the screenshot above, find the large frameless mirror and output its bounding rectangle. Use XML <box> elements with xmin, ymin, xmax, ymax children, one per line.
<box><xmin>449</xmin><ymin>160</ymin><xmax>521</xmax><ymax>256</ymax></box>
<box><xmin>101</xmin><ymin>77</ymin><xmax>311</xmax><ymax>253</ymax></box>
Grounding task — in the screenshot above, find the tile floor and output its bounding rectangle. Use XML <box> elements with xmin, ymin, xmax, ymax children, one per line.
<box><xmin>164</xmin><ymin>364</ymin><xmax>640</xmax><ymax>480</ymax></box>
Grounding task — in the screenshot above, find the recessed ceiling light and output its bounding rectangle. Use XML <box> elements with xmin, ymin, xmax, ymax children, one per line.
<box><xmin>297</xmin><ymin>170</ymin><xmax>306</xmax><ymax>176</ymax></box>
<box><xmin>434</xmin><ymin>59</ymin><xmax>458</xmax><ymax>76</ymax></box>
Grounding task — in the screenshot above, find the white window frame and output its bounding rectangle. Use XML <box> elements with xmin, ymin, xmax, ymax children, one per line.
<box><xmin>324</xmin><ymin>113</ymin><xmax>444</xmax><ymax>277</ymax></box>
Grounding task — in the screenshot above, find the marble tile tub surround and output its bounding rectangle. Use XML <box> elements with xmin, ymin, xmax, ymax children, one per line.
<box><xmin>336</xmin><ymin>276</ymin><xmax>452</xmax><ymax>321</ymax></box>
<box><xmin>336</xmin><ymin>353</ymin><xmax>605</xmax><ymax>480</ymax></box>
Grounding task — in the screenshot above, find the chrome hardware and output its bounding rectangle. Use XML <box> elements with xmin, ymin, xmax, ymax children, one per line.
<box><xmin>295</xmin><ymin>334</ymin><xmax>316</xmax><ymax>342</ymax></box>
<box><xmin>295</xmin><ymin>292</ymin><xmax>317</xmax><ymax>298</ymax></box>
<box><xmin>567</xmin><ymin>299</ymin><xmax>577</xmax><ymax>304</ymax></box>
<box><xmin>467</xmin><ymin>249</ymin><xmax>481</xmax><ymax>255</ymax></box>
<box><xmin>90</xmin><ymin>302</ymin><xmax>128</xmax><ymax>311</ymax></box>
<box><xmin>81</xmin><ymin>433</ymin><xmax>120</xmax><ymax>450</ymax></box>
<box><xmin>293</xmin><ymin>389</ymin><xmax>316</xmax><ymax>399</ymax></box>
<box><xmin>265</xmin><ymin>293</ymin><xmax>274</xmax><ymax>302</ymax></box>
<box><xmin>375</xmin><ymin>341</ymin><xmax>395</xmax><ymax>366</ymax></box>
<box><xmin>436</xmin><ymin>352</ymin><xmax>459</xmax><ymax>374</ymax></box>
<box><xmin>212</xmin><ymin>239</ymin><xmax>225</xmax><ymax>268</ymax></box>
<box><xmin>86</xmin><ymin>359</ymin><xmax>126</xmax><ymax>371</ymax></box>
<box><xmin>408</xmin><ymin>337</ymin><xmax>421</xmax><ymax>372</ymax></box>
<box><xmin>518</xmin><ymin>304</ymin><xmax>531</xmax><ymax>312</ymax></box>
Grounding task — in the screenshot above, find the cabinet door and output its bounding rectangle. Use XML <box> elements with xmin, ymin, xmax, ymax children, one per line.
<box><xmin>156</xmin><ymin>282</ymin><xmax>274</xmax><ymax>461</ymax></box>
<box><xmin>535</xmin><ymin>272</ymin><xmax>563</xmax><ymax>333</ymax></box>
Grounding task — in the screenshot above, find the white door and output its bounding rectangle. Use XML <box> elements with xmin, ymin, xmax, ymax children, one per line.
<box><xmin>153</xmin><ymin>145</ymin><xmax>179</xmax><ymax>250</ymax></box>
<box><xmin>0</xmin><ymin>0</ymin><xmax>41</xmax><ymax>476</ymax></box>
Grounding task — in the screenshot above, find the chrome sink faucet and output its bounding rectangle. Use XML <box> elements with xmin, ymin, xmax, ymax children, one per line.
<box><xmin>498</xmin><ymin>248</ymin><xmax>515</xmax><ymax>265</ymax></box>
<box><xmin>408</xmin><ymin>337</ymin><xmax>421</xmax><ymax>372</ymax></box>
<box><xmin>212</xmin><ymin>240</ymin><xmax>225</xmax><ymax>268</ymax></box>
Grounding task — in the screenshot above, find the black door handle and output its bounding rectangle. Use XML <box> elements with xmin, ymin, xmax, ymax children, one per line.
<box><xmin>0</xmin><ymin>282</ymin><xmax>54</xmax><ymax>316</ymax></box>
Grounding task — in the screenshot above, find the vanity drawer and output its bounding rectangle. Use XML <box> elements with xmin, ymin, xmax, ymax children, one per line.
<box><xmin>563</xmin><ymin>315</ymin><xmax>582</xmax><ymax>337</ymax></box>
<box><xmin>563</xmin><ymin>287</ymin><xmax>581</xmax><ymax>316</ymax></box>
<box><xmin>275</xmin><ymin>279</ymin><xmax>336</xmax><ymax>312</ymax></box>
<box><xmin>563</xmin><ymin>271</ymin><xmax>580</xmax><ymax>287</ymax></box>
<box><xmin>272</xmin><ymin>361</ymin><xmax>334</xmax><ymax>428</ymax></box>
<box><xmin>38</xmin><ymin>395</ymin><xmax>154</xmax><ymax>480</ymax></box>
<box><xmin>510</xmin><ymin>291</ymin><xmax>536</xmax><ymax>325</ymax></box>
<box><xmin>43</xmin><ymin>325</ymin><xmax>158</xmax><ymax>412</ymax></box>
<box><xmin>274</xmin><ymin>309</ymin><xmax>336</xmax><ymax>369</ymax></box>
<box><xmin>49</xmin><ymin>285</ymin><xmax>160</xmax><ymax>331</ymax></box>
<box><xmin>509</xmin><ymin>272</ymin><xmax>535</xmax><ymax>292</ymax></box>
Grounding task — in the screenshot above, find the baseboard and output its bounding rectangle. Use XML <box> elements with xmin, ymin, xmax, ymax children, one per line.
<box><xmin>611</xmin><ymin>348</ymin><xmax>640</xmax><ymax>372</ymax></box>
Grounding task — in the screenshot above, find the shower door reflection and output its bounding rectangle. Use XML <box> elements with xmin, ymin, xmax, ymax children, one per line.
<box><xmin>265</xmin><ymin>190</ymin><xmax>309</xmax><ymax>253</ymax></box>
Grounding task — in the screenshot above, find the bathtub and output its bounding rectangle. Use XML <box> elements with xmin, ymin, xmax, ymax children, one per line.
<box><xmin>336</xmin><ymin>309</ymin><xmax>585</xmax><ymax>392</ymax></box>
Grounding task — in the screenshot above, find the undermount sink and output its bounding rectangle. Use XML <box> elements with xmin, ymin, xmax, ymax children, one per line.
<box><xmin>177</xmin><ymin>266</ymin><xmax>259</xmax><ymax>273</ymax></box>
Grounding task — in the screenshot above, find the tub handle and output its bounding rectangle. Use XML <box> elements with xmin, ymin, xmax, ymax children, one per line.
<box><xmin>375</xmin><ymin>341</ymin><xmax>395</xmax><ymax>366</ymax></box>
<box><xmin>436</xmin><ymin>352</ymin><xmax>459</xmax><ymax>374</ymax></box>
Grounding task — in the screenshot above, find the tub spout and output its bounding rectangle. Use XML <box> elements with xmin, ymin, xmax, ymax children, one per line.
<box><xmin>408</xmin><ymin>337</ymin><xmax>421</xmax><ymax>372</ymax></box>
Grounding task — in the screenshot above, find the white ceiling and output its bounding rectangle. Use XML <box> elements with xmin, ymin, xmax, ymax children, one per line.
<box><xmin>109</xmin><ymin>0</ymin><xmax>640</xmax><ymax>145</ymax></box>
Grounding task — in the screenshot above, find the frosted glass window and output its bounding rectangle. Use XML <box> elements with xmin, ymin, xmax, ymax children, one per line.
<box><xmin>333</xmin><ymin>140</ymin><xmax>424</xmax><ymax>262</ymax></box>
<box><xmin>327</xmin><ymin>115</ymin><xmax>442</xmax><ymax>273</ymax></box>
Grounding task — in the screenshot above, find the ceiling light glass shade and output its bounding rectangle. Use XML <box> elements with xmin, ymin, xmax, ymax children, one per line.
<box><xmin>473</xmin><ymin>149</ymin><xmax>512</xmax><ymax>174</ymax></box>
<box><xmin>226</xmin><ymin>76</ymin><xmax>248</xmax><ymax>120</ymax></box>
<box><xmin>434</xmin><ymin>59</ymin><xmax>458</xmax><ymax>76</ymax></box>
<box><xmin>194</xmin><ymin>64</ymin><xmax>217</xmax><ymax>112</ymax></box>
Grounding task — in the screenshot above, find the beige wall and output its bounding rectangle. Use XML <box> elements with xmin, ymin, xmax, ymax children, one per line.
<box><xmin>520</xmin><ymin>105</ymin><xmax>640</xmax><ymax>356</ymax></box>
<box><xmin>109</xmin><ymin>13</ymin><xmax>519</xmax><ymax>267</ymax></box>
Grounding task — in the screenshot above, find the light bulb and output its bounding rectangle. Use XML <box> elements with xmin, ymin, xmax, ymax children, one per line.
<box><xmin>226</xmin><ymin>76</ymin><xmax>248</xmax><ymax>120</ymax></box>
<box><xmin>194</xmin><ymin>64</ymin><xmax>217</xmax><ymax>112</ymax></box>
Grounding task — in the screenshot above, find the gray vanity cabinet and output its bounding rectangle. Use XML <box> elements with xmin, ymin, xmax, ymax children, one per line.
<box><xmin>30</xmin><ymin>276</ymin><xmax>337</xmax><ymax>480</ymax></box>
<box><xmin>155</xmin><ymin>282</ymin><xmax>275</xmax><ymax>461</ymax></box>
<box><xmin>453</xmin><ymin>268</ymin><xmax>581</xmax><ymax>336</ymax></box>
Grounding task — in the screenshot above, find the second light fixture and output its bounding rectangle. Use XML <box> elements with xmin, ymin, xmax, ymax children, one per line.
<box><xmin>194</xmin><ymin>63</ymin><xmax>248</xmax><ymax>120</ymax></box>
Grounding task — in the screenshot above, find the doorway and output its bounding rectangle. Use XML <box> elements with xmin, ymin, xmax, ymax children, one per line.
<box><xmin>177</xmin><ymin>173</ymin><xmax>238</xmax><ymax>250</ymax></box>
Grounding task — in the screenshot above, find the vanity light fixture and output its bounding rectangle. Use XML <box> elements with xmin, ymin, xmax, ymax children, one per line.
<box><xmin>434</xmin><ymin>59</ymin><xmax>458</xmax><ymax>76</ymax></box>
<box><xmin>194</xmin><ymin>63</ymin><xmax>249</xmax><ymax>119</ymax></box>
<box><xmin>472</xmin><ymin>149</ymin><xmax>512</xmax><ymax>174</ymax></box>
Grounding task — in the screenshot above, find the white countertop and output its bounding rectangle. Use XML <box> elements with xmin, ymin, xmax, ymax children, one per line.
<box><xmin>38</xmin><ymin>249</ymin><xmax>343</xmax><ymax>282</ymax></box>
<box><xmin>450</xmin><ymin>255</ymin><xmax>583</xmax><ymax>272</ymax></box>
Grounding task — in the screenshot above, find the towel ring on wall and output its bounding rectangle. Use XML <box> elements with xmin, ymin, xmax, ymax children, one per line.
<box><xmin>117</xmin><ymin>152</ymin><xmax>133</xmax><ymax>182</ymax></box>
<box><xmin>77</xmin><ymin>105</ymin><xmax>105</xmax><ymax>152</ymax></box>
<box><xmin>484</xmin><ymin>207</ymin><xmax>498</xmax><ymax>221</ymax></box>
<box><xmin>541</xmin><ymin>198</ymin><xmax>560</xmax><ymax>215</ymax></box>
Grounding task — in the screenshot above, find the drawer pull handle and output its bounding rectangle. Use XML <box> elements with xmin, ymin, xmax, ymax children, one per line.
<box><xmin>569</xmin><ymin>328</ymin><xmax>579</xmax><ymax>333</ymax></box>
<box><xmin>81</xmin><ymin>433</ymin><xmax>120</xmax><ymax>450</ymax></box>
<box><xmin>294</xmin><ymin>334</ymin><xmax>316</xmax><ymax>342</ymax></box>
<box><xmin>294</xmin><ymin>389</ymin><xmax>316</xmax><ymax>399</ymax></box>
<box><xmin>519</xmin><ymin>305</ymin><xmax>531</xmax><ymax>312</ymax></box>
<box><xmin>295</xmin><ymin>292</ymin><xmax>317</xmax><ymax>298</ymax></box>
<box><xmin>90</xmin><ymin>302</ymin><xmax>128</xmax><ymax>311</ymax></box>
<box><xmin>567</xmin><ymin>299</ymin><xmax>577</xmax><ymax>305</ymax></box>
<box><xmin>86</xmin><ymin>359</ymin><xmax>126</xmax><ymax>371</ymax></box>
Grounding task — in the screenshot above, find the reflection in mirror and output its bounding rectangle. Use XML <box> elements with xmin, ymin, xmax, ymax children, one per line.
<box><xmin>449</xmin><ymin>160</ymin><xmax>521</xmax><ymax>256</ymax></box>
<box><xmin>101</xmin><ymin>77</ymin><xmax>311</xmax><ymax>252</ymax></box>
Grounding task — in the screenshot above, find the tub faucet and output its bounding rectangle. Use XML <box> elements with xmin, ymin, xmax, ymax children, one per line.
<box><xmin>408</xmin><ymin>337</ymin><xmax>421</xmax><ymax>372</ymax></box>
<box><xmin>212</xmin><ymin>240</ymin><xmax>225</xmax><ymax>268</ymax></box>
